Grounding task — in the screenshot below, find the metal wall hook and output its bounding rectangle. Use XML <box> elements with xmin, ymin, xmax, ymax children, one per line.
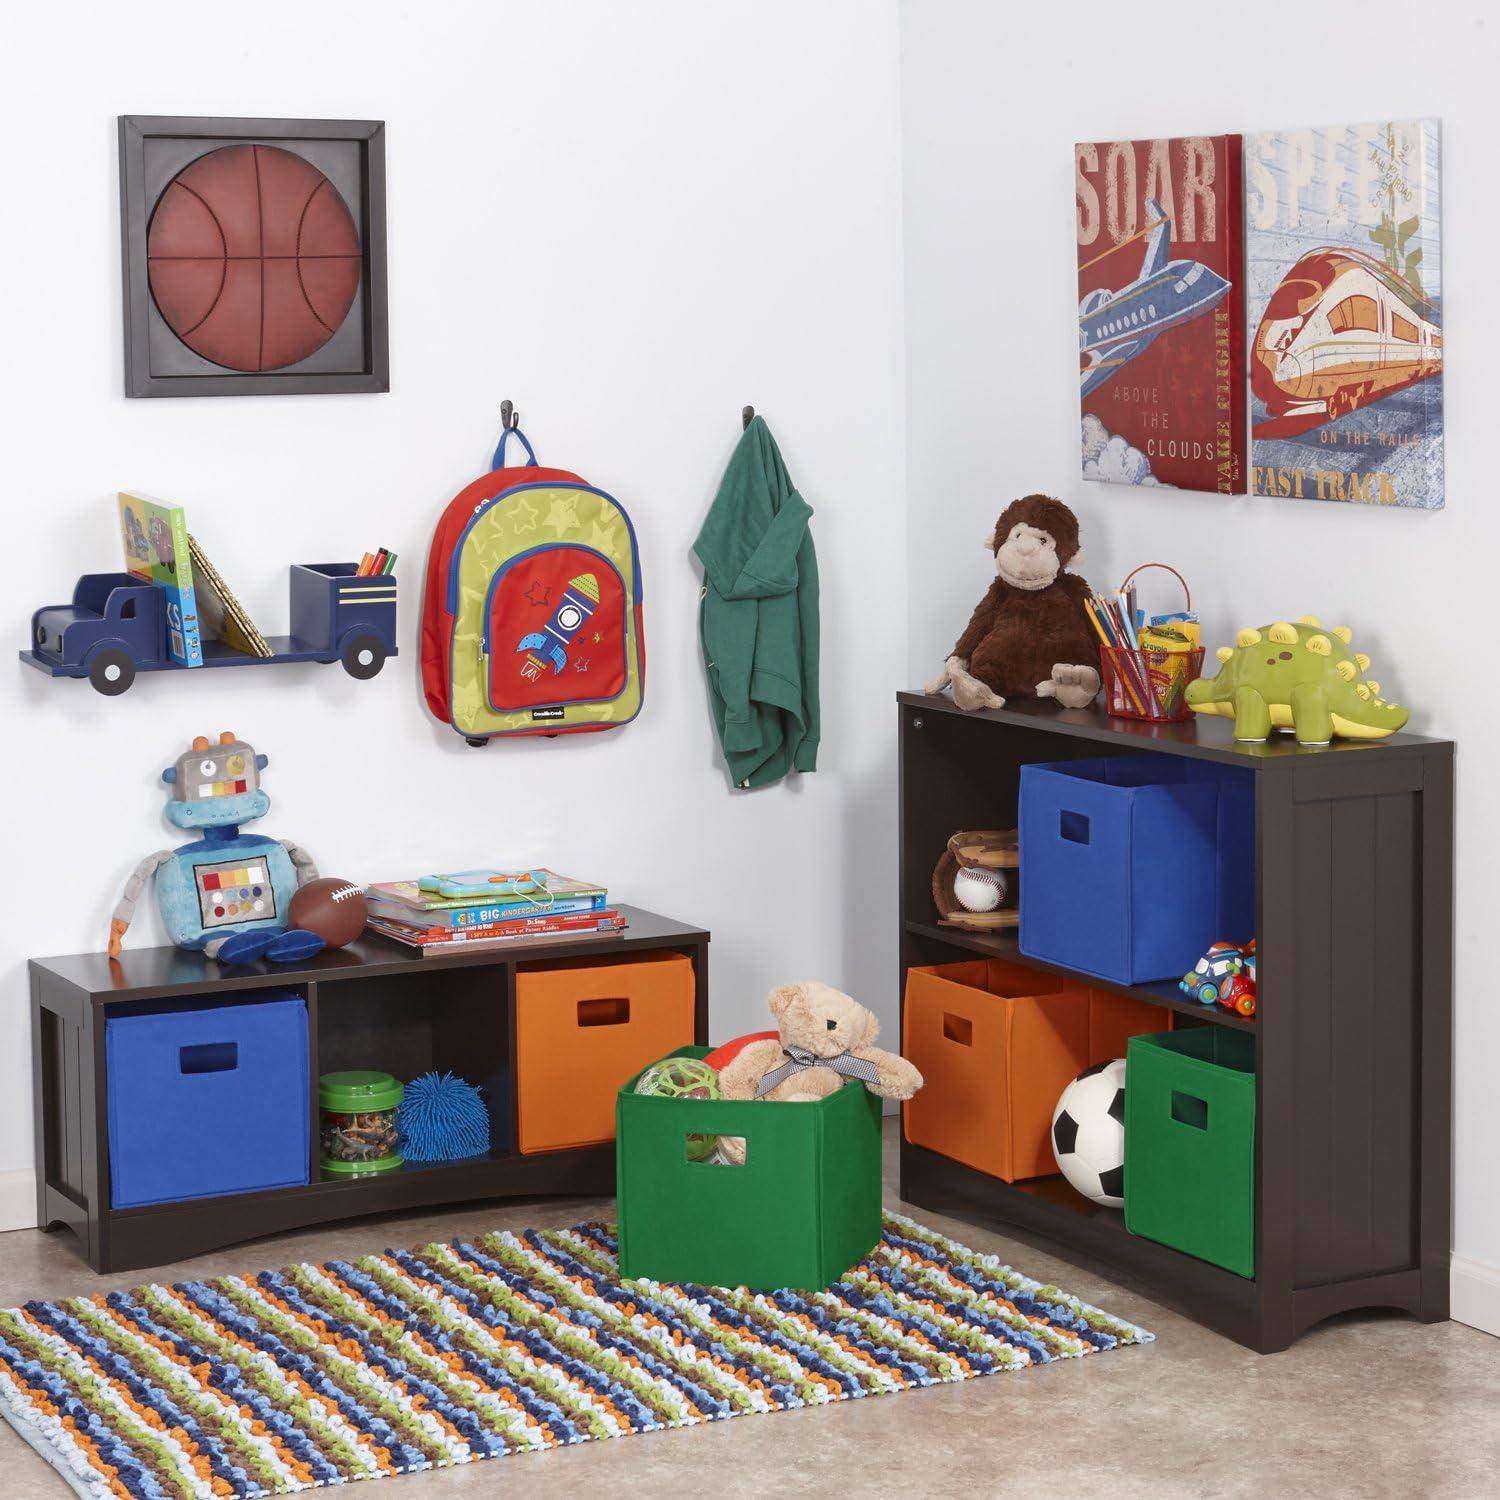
<box><xmin>500</xmin><ymin>399</ymin><xmax>520</xmax><ymax>430</ymax></box>
<box><xmin>742</xmin><ymin>405</ymin><xmax>755</xmax><ymax>431</ymax></box>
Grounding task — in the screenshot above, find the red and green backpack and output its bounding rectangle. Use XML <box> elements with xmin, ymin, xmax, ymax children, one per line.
<box><xmin>421</xmin><ymin>423</ymin><xmax>645</xmax><ymax>744</ymax></box>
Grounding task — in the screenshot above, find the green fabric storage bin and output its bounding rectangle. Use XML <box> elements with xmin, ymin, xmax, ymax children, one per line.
<box><xmin>1125</xmin><ymin>1028</ymin><xmax>1257</xmax><ymax>1278</ymax></box>
<box><xmin>616</xmin><ymin>1046</ymin><xmax>883</xmax><ymax>1290</ymax></box>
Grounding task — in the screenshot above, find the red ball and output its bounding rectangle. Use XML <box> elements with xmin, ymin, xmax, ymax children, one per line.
<box><xmin>147</xmin><ymin>143</ymin><xmax>362</xmax><ymax>372</ymax></box>
<box><xmin>288</xmin><ymin>878</ymin><xmax>368</xmax><ymax>949</ymax></box>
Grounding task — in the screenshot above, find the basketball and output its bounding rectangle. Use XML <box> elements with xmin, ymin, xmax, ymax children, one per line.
<box><xmin>288</xmin><ymin>878</ymin><xmax>368</xmax><ymax>949</ymax></box>
<box><xmin>147</xmin><ymin>143</ymin><xmax>362</xmax><ymax>372</ymax></box>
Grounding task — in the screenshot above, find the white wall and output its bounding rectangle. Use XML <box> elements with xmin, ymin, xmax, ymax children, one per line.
<box><xmin>0</xmin><ymin>0</ymin><xmax>907</xmax><ymax>1224</ymax></box>
<box><xmin>901</xmin><ymin>0</ymin><xmax>1496</xmax><ymax>1321</ymax></box>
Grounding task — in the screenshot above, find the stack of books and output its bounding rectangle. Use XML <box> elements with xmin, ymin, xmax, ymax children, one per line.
<box><xmin>365</xmin><ymin>868</ymin><xmax>624</xmax><ymax>956</ymax></box>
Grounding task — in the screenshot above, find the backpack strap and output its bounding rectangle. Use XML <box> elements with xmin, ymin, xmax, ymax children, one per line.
<box><xmin>491</xmin><ymin>425</ymin><xmax>538</xmax><ymax>470</ymax></box>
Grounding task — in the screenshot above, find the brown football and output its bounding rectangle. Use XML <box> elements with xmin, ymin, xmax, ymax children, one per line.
<box><xmin>288</xmin><ymin>877</ymin><xmax>367</xmax><ymax>949</ymax></box>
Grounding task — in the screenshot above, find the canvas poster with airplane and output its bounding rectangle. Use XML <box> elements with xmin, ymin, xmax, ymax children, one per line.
<box><xmin>1076</xmin><ymin>134</ymin><xmax>1246</xmax><ymax>493</ymax></box>
<box><xmin>1246</xmin><ymin>120</ymin><xmax>1443</xmax><ymax>509</ymax></box>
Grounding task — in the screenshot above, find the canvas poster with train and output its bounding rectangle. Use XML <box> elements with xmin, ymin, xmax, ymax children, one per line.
<box><xmin>1246</xmin><ymin>119</ymin><xmax>1443</xmax><ymax>509</ymax></box>
<box><xmin>1075</xmin><ymin>134</ymin><xmax>1246</xmax><ymax>494</ymax></box>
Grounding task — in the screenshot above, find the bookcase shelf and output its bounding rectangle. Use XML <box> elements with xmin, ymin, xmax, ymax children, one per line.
<box><xmin>30</xmin><ymin>905</ymin><xmax>708</xmax><ymax>1274</ymax></box>
<box><xmin>902</xmin><ymin>919</ymin><xmax>1257</xmax><ymax>1033</ymax></box>
<box><xmin>897</xmin><ymin>691</ymin><xmax>1453</xmax><ymax>1353</ymax></box>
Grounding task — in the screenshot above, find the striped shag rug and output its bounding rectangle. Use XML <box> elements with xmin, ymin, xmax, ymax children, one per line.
<box><xmin>0</xmin><ymin>1212</ymin><xmax>1151</xmax><ymax>1497</ymax></box>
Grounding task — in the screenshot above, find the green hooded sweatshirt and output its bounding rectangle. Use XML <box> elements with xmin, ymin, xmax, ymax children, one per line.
<box><xmin>694</xmin><ymin>417</ymin><xmax>820</xmax><ymax>788</ymax></box>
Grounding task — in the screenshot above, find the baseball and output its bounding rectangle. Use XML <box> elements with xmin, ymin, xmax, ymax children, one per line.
<box><xmin>953</xmin><ymin>866</ymin><xmax>1007</xmax><ymax>913</ymax></box>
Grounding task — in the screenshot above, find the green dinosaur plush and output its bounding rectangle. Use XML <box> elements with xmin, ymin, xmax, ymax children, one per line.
<box><xmin>1186</xmin><ymin>616</ymin><xmax>1409</xmax><ymax>746</ymax></box>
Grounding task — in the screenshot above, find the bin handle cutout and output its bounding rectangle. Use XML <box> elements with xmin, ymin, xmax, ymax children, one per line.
<box><xmin>577</xmin><ymin>996</ymin><xmax>629</xmax><ymax>1027</ymax></box>
<box><xmin>1171</xmin><ymin>1090</ymin><xmax>1209</xmax><ymax>1130</ymax></box>
<box><xmin>180</xmin><ymin>1042</ymin><xmax>238</xmax><ymax>1075</ymax></box>
<box><xmin>942</xmin><ymin>1013</ymin><xmax>973</xmax><ymax>1046</ymax></box>
<box><xmin>1060</xmin><ymin>810</ymin><xmax>1091</xmax><ymax>844</ymax></box>
<box><xmin>691</xmin><ymin>1135</ymin><xmax>746</xmax><ymax>1166</ymax></box>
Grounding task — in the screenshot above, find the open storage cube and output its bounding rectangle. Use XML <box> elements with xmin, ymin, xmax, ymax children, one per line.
<box><xmin>317</xmin><ymin>966</ymin><xmax>512</xmax><ymax>1161</ymax></box>
<box><xmin>617</xmin><ymin>1046</ymin><xmax>882</xmax><ymax>1290</ymax></box>
<box><xmin>516</xmin><ymin>950</ymin><xmax>695</xmax><ymax>1153</ymax></box>
<box><xmin>1019</xmin><ymin>756</ymin><xmax>1253</xmax><ymax>984</ymax></box>
<box><xmin>1125</xmin><ymin>1027</ymin><xmax>1257</xmax><ymax>1277</ymax></box>
<box><xmin>902</xmin><ymin>958</ymin><xmax>1168</xmax><ymax>1182</ymax></box>
<box><xmin>106</xmin><ymin>992</ymin><xmax>309</xmax><ymax>1208</ymax></box>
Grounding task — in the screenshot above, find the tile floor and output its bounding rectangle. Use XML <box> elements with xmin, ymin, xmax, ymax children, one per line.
<box><xmin>2</xmin><ymin>1123</ymin><xmax>1496</xmax><ymax>1500</ymax></box>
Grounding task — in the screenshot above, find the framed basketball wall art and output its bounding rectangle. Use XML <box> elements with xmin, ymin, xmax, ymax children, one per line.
<box><xmin>1245</xmin><ymin>119</ymin><xmax>1443</xmax><ymax>509</ymax></box>
<box><xmin>119</xmin><ymin>115</ymin><xmax>389</xmax><ymax>398</ymax></box>
<box><xmin>1075</xmin><ymin>134</ymin><xmax>1246</xmax><ymax>494</ymax></box>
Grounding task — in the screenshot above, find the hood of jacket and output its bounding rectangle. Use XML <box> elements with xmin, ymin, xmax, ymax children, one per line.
<box><xmin>693</xmin><ymin>417</ymin><xmax>813</xmax><ymax>599</ymax></box>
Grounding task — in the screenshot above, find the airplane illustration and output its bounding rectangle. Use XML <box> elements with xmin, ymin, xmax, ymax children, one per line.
<box><xmin>1079</xmin><ymin>198</ymin><xmax>1231</xmax><ymax>398</ymax></box>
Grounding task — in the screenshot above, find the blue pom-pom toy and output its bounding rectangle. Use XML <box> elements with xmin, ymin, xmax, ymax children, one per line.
<box><xmin>396</xmin><ymin>1072</ymin><xmax>490</xmax><ymax>1161</ymax></box>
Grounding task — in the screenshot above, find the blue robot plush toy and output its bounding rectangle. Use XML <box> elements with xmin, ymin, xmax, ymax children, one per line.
<box><xmin>108</xmin><ymin>732</ymin><xmax>327</xmax><ymax>965</ymax></box>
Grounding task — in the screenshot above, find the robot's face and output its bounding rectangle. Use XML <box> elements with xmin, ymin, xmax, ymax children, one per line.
<box><xmin>163</xmin><ymin>733</ymin><xmax>270</xmax><ymax>829</ymax></box>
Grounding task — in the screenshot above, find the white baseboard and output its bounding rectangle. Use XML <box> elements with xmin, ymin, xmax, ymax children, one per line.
<box><xmin>0</xmin><ymin>1169</ymin><xmax>36</xmax><ymax>1234</ymax></box>
<box><xmin>1452</xmin><ymin>1254</ymin><xmax>1500</xmax><ymax>1337</ymax></box>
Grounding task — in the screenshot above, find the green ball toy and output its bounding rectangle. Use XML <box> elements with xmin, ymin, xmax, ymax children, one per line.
<box><xmin>633</xmin><ymin>1056</ymin><xmax>720</xmax><ymax>1161</ymax></box>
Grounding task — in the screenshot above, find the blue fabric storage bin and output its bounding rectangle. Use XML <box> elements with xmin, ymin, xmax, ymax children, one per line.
<box><xmin>1019</xmin><ymin>757</ymin><xmax>1243</xmax><ymax>983</ymax></box>
<box><xmin>1181</xmin><ymin>760</ymin><xmax>1256</xmax><ymax>937</ymax></box>
<box><xmin>106</xmin><ymin>993</ymin><xmax>309</xmax><ymax>1208</ymax></box>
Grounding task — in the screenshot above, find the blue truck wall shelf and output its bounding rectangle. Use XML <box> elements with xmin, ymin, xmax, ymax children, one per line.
<box><xmin>21</xmin><ymin>563</ymin><xmax>397</xmax><ymax>695</ymax></box>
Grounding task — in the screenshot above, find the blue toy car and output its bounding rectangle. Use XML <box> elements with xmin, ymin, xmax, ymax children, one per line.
<box><xmin>22</xmin><ymin>563</ymin><xmax>397</xmax><ymax>696</ymax></box>
<box><xmin>1180</xmin><ymin>939</ymin><xmax>1258</xmax><ymax>1018</ymax></box>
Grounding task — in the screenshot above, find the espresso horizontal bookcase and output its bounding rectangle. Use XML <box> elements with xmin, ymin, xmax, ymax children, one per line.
<box><xmin>897</xmin><ymin>690</ymin><xmax>1453</xmax><ymax>1353</ymax></box>
<box><xmin>30</xmin><ymin>906</ymin><xmax>708</xmax><ymax>1273</ymax></box>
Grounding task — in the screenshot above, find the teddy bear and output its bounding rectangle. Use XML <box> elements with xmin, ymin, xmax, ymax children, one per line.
<box><xmin>924</xmin><ymin>493</ymin><xmax>1100</xmax><ymax>712</ymax></box>
<box><xmin>714</xmin><ymin>981</ymin><xmax>923</xmax><ymax>1164</ymax></box>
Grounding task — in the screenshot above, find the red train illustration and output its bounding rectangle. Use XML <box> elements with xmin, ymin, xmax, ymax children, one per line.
<box><xmin>1251</xmin><ymin>246</ymin><xmax>1442</xmax><ymax>422</ymax></box>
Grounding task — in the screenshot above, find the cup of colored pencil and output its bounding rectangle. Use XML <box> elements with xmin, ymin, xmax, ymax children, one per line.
<box><xmin>1084</xmin><ymin>564</ymin><xmax>1203</xmax><ymax>725</ymax></box>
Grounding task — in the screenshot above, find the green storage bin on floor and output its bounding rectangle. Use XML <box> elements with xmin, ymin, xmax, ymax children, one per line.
<box><xmin>616</xmin><ymin>1046</ymin><xmax>883</xmax><ymax>1291</ymax></box>
<box><xmin>1125</xmin><ymin>1028</ymin><xmax>1257</xmax><ymax>1278</ymax></box>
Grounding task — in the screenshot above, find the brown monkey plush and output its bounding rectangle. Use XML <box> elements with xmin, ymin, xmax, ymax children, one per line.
<box><xmin>924</xmin><ymin>494</ymin><xmax>1100</xmax><ymax>711</ymax></box>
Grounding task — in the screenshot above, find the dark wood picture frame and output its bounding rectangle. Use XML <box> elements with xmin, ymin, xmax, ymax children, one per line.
<box><xmin>119</xmin><ymin>115</ymin><xmax>389</xmax><ymax>398</ymax></box>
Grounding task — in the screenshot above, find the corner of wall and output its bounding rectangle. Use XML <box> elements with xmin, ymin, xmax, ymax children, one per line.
<box><xmin>0</xmin><ymin>1170</ymin><xmax>36</xmax><ymax>1236</ymax></box>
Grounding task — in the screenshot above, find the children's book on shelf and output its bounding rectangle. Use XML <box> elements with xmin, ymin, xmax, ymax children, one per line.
<box><xmin>188</xmin><ymin>534</ymin><xmax>272</xmax><ymax>657</ymax></box>
<box><xmin>368</xmin><ymin>891</ymin><xmax>607</xmax><ymax>930</ymax></box>
<box><xmin>367</xmin><ymin>908</ymin><xmax>626</xmax><ymax>956</ymax></box>
<box><xmin>417</xmin><ymin>869</ymin><xmax>561</xmax><ymax>900</ymax></box>
<box><xmin>118</xmin><ymin>491</ymin><xmax>202</xmax><ymax>667</ymax></box>
<box><xmin>367</xmin><ymin>868</ymin><xmax>609</xmax><ymax>930</ymax></box>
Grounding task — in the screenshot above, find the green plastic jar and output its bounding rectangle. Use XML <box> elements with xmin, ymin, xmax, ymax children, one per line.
<box><xmin>319</xmin><ymin>1071</ymin><xmax>404</xmax><ymax>1175</ymax></box>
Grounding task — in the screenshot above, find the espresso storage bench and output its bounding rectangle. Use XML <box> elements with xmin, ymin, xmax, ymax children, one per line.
<box><xmin>30</xmin><ymin>906</ymin><xmax>708</xmax><ymax>1273</ymax></box>
<box><xmin>898</xmin><ymin>691</ymin><xmax>1453</xmax><ymax>1353</ymax></box>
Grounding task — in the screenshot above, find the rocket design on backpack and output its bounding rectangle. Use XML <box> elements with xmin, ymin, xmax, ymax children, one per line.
<box><xmin>517</xmin><ymin>572</ymin><xmax>599</xmax><ymax>679</ymax></box>
<box><xmin>421</xmin><ymin>419</ymin><xmax>645</xmax><ymax>744</ymax></box>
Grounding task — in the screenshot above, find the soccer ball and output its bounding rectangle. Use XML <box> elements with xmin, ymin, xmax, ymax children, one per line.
<box><xmin>1051</xmin><ymin>1059</ymin><xmax>1127</xmax><ymax>1207</ymax></box>
<box><xmin>634</xmin><ymin>1056</ymin><xmax>720</xmax><ymax>1161</ymax></box>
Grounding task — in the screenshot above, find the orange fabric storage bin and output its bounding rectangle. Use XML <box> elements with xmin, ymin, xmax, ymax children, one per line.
<box><xmin>902</xmin><ymin>958</ymin><xmax>1166</xmax><ymax>1182</ymax></box>
<box><xmin>515</xmin><ymin>951</ymin><xmax>695</xmax><ymax>1154</ymax></box>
